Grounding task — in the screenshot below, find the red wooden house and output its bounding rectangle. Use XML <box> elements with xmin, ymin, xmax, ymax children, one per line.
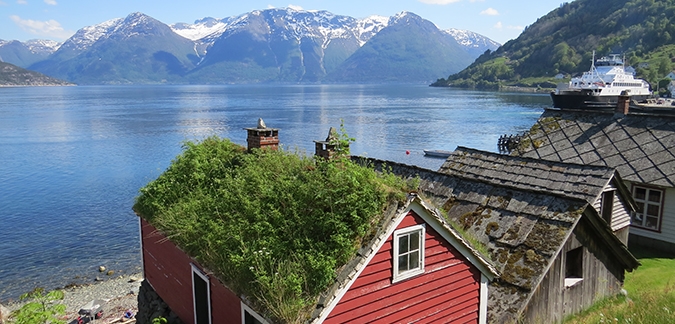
<box><xmin>140</xmin><ymin>195</ymin><xmax>499</xmax><ymax>324</ymax></box>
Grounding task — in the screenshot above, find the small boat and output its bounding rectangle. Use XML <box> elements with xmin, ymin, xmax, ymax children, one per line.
<box><xmin>551</xmin><ymin>52</ymin><xmax>651</xmax><ymax>109</ymax></box>
<box><xmin>423</xmin><ymin>149</ymin><xmax>453</xmax><ymax>158</ymax></box>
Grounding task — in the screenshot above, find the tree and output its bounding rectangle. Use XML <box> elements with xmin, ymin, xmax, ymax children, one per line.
<box><xmin>9</xmin><ymin>288</ymin><xmax>66</xmax><ymax>324</ymax></box>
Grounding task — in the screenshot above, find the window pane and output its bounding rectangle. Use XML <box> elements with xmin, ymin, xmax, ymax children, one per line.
<box><xmin>410</xmin><ymin>231</ymin><xmax>420</xmax><ymax>250</ymax></box>
<box><xmin>636</xmin><ymin>201</ymin><xmax>645</xmax><ymax>213</ymax></box>
<box><xmin>409</xmin><ymin>251</ymin><xmax>419</xmax><ymax>269</ymax></box>
<box><xmin>648</xmin><ymin>190</ymin><xmax>661</xmax><ymax>203</ymax></box>
<box><xmin>398</xmin><ymin>255</ymin><xmax>408</xmax><ymax>271</ymax></box>
<box><xmin>647</xmin><ymin>204</ymin><xmax>660</xmax><ymax>217</ymax></box>
<box><xmin>635</xmin><ymin>187</ymin><xmax>646</xmax><ymax>200</ymax></box>
<box><xmin>399</xmin><ymin>235</ymin><xmax>409</xmax><ymax>253</ymax></box>
<box><xmin>645</xmin><ymin>216</ymin><xmax>658</xmax><ymax>229</ymax></box>
<box><xmin>632</xmin><ymin>212</ymin><xmax>643</xmax><ymax>224</ymax></box>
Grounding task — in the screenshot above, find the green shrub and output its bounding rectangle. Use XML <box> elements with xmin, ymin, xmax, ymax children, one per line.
<box><xmin>9</xmin><ymin>288</ymin><xmax>66</xmax><ymax>324</ymax></box>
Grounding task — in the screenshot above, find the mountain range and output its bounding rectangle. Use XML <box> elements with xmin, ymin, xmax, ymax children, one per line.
<box><xmin>0</xmin><ymin>8</ymin><xmax>499</xmax><ymax>85</ymax></box>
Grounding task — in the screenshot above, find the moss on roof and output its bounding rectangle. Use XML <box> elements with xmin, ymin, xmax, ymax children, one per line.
<box><xmin>133</xmin><ymin>136</ymin><xmax>414</xmax><ymax>323</ymax></box>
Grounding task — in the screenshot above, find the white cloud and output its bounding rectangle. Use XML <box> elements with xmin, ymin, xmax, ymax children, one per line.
<box><xmin>494</xmin><ymin>21</ymin><xmax>502</xmax><ymax>29</ymax></box>
<box><xmin>267</xmin><ymin>5</ymin><xmax>275</xmax><ymax>9</ymax></box>
<box><xmin>418</xmin><ymin>0</ymin><xmax>461</xmax><ymax>4</ymax></box>
<box><xmin>10</xmin><ymin>15</ymin><xmax>74</xmax><ymax>40</ymax></box>
<box><xmin>17</xmin><ymin>0</ymin><xmax>27</xmax><ymax>4</ymax></box>
<box><xmin>287</xmin><ymin>4</ymin><xmax>303</xmax><ymax>10</ymax></box>
<box><xmin>480</xmin><ymin>8</ymin><xmax>499</xmax><ymax>16</ymax></box>
<box><xmin>469</xmin><ymin>0</ymin><xmax>485</xmax><ymax>2</ymax></box>
<box><xmin>44</xmin><ymin>0</ymin><xmax>57</xmax><ymax>5</ymax></box>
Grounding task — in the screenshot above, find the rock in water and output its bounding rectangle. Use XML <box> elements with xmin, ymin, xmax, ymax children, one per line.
<box><xmin>99</xmin><ymin>266</ymin><xmax>106</xmax><ymax>272</ymax></box>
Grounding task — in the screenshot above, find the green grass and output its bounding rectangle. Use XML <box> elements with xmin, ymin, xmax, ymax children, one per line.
<box><xmin>564</xmin><ymin>247</ymin><xmax>675</xmax><ymax>324</ymax></box>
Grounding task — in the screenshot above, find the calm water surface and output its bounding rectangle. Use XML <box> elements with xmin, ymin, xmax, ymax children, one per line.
<box><xmin>0</xmin><ymin>84</ymin><xmax>549</xmax><ymax>301</ymax></box>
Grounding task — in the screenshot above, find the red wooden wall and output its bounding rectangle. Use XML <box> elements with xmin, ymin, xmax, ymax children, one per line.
<box><xmin>141</xmin><ymin>219</ymin><xmax>241</xmax><ymax>324</ymax></box>
<box><xmin>324</xmin><ymin>211</ymin><xmax>481</xmax><ymax>324</ymax></box>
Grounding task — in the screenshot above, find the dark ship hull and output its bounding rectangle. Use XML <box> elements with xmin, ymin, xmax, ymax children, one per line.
<box><xmin>550</xmin><ymin>90</ymin><xmax>650</xmax><ymax>109</ymax></box>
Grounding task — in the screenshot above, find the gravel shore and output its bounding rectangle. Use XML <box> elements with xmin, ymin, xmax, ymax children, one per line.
<box><xmin>7</xmin><ymin>273</ymin><xmax>143</xmax><ymax>323</ymax></box>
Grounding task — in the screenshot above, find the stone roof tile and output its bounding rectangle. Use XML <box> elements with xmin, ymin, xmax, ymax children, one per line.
<box><xmin>518</xmin><ymin>109</ymin><xmax>675</xmax><ymax>187</ymax></box>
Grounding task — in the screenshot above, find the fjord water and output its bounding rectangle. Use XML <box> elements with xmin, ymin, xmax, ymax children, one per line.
<box><xmin>0</xmin><ymin>84</ymin><xmax>549</xmax><ymax>301</ymax></box>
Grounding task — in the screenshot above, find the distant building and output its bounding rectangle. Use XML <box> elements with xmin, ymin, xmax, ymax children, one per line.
<box><xmin>555</xmin><ymin>73</ymin><xmax>565</xmax><ymax>79</ymax></box>
<box><xmin>625</xmin><ymin>66</ymin><xmax>636</xmax><ymax>76</ymax></box>
<box><xmin>665</xmin><ymin>71</ymin><xmax>675</xmax><ymax>80</ymax></box>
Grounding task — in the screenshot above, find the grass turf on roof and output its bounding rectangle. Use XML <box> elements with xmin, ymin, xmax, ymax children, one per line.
<box><xmin>133</xmin><ymin>136</ymin><xmax>414</xmax><ymax>323</ymax></box>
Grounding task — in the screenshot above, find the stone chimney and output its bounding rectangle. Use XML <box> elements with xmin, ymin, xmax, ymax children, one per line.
<box><xmin>244</xmin><ymin>118</ymin><xmax>279</xmax><ymax>151</ymax></box>
<box><xmin>616</xmin><ymin>90</ymin><xmax>630</xmax><ymax>115</ymax></box>
<box><xmin>314</xmin><ymin>127</ymin><xmax>340</xmax><ymax>159</ymax></box>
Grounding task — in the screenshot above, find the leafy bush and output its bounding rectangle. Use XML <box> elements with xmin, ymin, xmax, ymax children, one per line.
<box><xmin>9</xmin><ymin>288</ymin><xmax>66</xmax><ymax>324</ymax></box>
<box><xmin>134</xmin><ymin>136</ymin><xmax>414</xmax><ymax>323</ymax></box>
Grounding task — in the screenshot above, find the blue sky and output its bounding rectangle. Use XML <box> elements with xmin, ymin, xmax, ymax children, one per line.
<box><xmin>1</xmin><ymin>0</ymin><xmax>567</xmax><ymax>44</ymax></box>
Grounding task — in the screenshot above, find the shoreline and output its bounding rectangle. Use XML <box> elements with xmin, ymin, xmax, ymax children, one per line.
<box><xmin>5</xmin><ymin>273</ymin><xmax>143</xmax><ymax>323</ymax></box>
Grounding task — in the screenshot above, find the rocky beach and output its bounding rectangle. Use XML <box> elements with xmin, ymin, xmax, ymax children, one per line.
<box><xmin>2</xmin><ymin>273</ymin><xmax>142</xmax><ymax>324</ymax></box>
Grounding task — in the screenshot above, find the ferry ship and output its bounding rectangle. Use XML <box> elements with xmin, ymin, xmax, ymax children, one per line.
<box><xmin>550</xmin><ymin>52</ymin><xmax>651</xmax><ymax>109</ymax></box>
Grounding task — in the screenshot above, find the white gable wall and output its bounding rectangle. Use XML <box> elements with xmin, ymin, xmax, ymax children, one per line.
<box><xmin>593</xmin><ymin>181</ymin><xmax>631</xmax><ymax>232</ymax></box>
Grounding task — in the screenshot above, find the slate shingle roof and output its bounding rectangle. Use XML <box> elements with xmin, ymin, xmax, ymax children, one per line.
<box><xmin>354</xmin><ymin>157</ymin><xmax>638</xmax><ymax>323</ymax></box>
<box><xmin>515</xmin><ymin>109</ymin><xmax>675</xmax><ymax>187</ymax></box>
<box><xmin>440</xmin><ymin>146</ymin><xmax>616</xmax><ymax>204</ymax></box>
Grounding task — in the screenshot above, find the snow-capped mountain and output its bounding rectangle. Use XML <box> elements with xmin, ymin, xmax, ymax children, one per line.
<box><xmin>0</xmin><ymin>39</ymin><xmax>60</xmax><ymax>67</ymax></box>
<box><xmin>326</xmin><ymin>11</ymin><xmax>475</xmax><ymax>82</ymax></box>
<box><xmin>29</xmin><ymin>12</ymin><xmax>197</xmax><ymax>84</ymax></box>
<box><xmin>59</xmin><ymin>18</ymin><xmax>123</xmax><ymax>54</ymax></box>
<box><xmin>444</xmin><ymin>28</ymin><xmax>500</xmax><ymax>57</ymax></box>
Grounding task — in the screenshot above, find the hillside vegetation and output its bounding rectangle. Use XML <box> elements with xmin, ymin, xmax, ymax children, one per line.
<box><xmin>0</xmin><ymin>62</ymin><xmax>73</xmax><ymax>86</ymax></box>
<box><xmin>434</xmin><ymin>0</ymin><xmax>675</xmax><ymax>89</ymax></box>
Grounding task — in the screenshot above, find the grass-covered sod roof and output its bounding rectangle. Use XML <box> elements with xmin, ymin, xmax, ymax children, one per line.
<box><xmin>133</xmin><ymin>137</ymin><xmax>415</xmax><ymax>323</ymax></box>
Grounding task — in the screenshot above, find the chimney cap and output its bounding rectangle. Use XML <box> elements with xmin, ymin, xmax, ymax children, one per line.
<box><xmin>244</xmin><ymin>118</ymin><xmax>279</xmax><ymax>131</ymax></box>
<box><xmin>314</xmin><ymin>127</ymin><xmax>338</xmax><ymax>144</ymax></box>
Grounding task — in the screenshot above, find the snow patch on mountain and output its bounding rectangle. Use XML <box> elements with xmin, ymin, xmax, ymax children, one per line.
<box><xmin>25</xmin><ymin>39</ymin><xmax>61</xmax><ymax>54</ymax></box>
<box><xmin>65</xmin><ymin>18</ymin><xmax>123</xmax><ymax>51</ymax></box>
<box><xmin>354</xmin><ymin>15</ymin><xmax>388</xmax><ymax>46</ymax></box>
<box><xmin>170</xmin><ymin>17</ymin><xmax>229</xmax><ymax>41</ymax></box>
<box><xmin>444</xmin><ymin>28</ymin><xmax>500</xmax><ymax>49</ymax></box>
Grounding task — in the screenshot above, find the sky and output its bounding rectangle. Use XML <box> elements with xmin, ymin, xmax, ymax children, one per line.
<box><xmin>0</xmin><ymin>0</ymin><xmax>568</xmax><ymax>45</ymax></box>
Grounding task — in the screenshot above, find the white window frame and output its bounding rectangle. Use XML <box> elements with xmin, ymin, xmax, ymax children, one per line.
<box><xmin>191</xmin><ymin>264</ymin><xmax>212</xmax><ymax>324</ymax></box>
<box><xmin>241</xmin><ymin>302</ymin><xmax>269</xmax><ymax>324</ymax></box>
<box><xmin>392</xmin><ymin>224</ymin><xmax>425</xmax><ymax>283</ymax></box>
<box><xmin>631</xmin><ymin>185</ymin><xmax>664</xmax><ymax>232</ymax></box>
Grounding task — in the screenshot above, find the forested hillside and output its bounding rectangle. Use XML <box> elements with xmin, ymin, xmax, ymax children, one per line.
<box><xmin>0</xmin><ymin>62</ymin><xmax>72</xmax><ymax>86</ymax></box>
<box><xmin>434</xmin><ymin>0</ymin><xmax>675</xmax><ymax>89</ymax></box>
